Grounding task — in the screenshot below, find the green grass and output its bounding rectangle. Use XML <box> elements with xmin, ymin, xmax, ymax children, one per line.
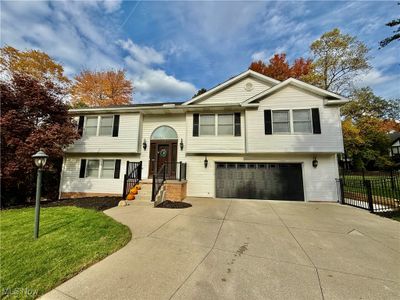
<box><xmin>0</xmin><ymin>206</ymin><xmax>131</xmax><ymax>299</ymax></box>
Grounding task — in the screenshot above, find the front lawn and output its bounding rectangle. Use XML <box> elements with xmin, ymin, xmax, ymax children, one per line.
<box><xmin>0</xmin><ymin>206</ymin><xmax>131</xmax><ymax>299</ymax></box>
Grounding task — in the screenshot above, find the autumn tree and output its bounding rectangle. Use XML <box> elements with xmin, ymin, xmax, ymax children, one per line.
<box><xmin>1</xmin><ymin>73</ymin><xmax>79</xmax><ymax>206</ymax></box>
<box><xmin>341</xmin><ymin>88</ymin><xmax>398</xmax><ymax>170</ymax></box>
<box><xmin>0</xmin><ymin>45</ymin><xmax>70</xmax><ymax>88</ymax></box>
<box><xmin>192</xmin><ymin>88</ymin><xmax>207</xmax><ymax>98</ymax></box>
<box><xmin>249</xmin><ymin>53</ymin><xmax>313</xmax><ymax>81</ymax></box>
<box><xmin>304</xmin><ymin>28</ymin><xmax>370</xmax><ymax>94</ymax></box>
<box><xmin>379</xmin><ymin>3</ymin><xmax>400</xmax><ymax>48</ymax></box>
<box><xmin>71</xmin><ymin>69</ymin><xmax>133</xmax><ymax>107</ymax></box>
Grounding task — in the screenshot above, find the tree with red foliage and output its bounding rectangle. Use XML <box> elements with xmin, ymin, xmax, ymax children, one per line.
<box><xmin>249</xmin><ymin>53</ymin><xmax>313</xmax><ymax>81</ymax></box>
<box><xmin>1</xmin><ymin>73</ymin><xmax>79</xmax><ymax>206</ymax></box>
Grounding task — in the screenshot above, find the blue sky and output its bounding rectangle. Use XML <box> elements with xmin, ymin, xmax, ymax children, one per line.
<box><xmin>1</xmin><ymin>0</ymin><xmax>399</xmax><ymax>102</ymax></box>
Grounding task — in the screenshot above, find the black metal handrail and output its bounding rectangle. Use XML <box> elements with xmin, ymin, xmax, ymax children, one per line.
<box><xmin>122</xmin><ymin>161</ymin><xmax>142</xmax><ymax>198</ymax></box>
<box><xmin>152</xmin><ymin>164</ymin><xmax>166</xmax><ymax>202</ymax></box>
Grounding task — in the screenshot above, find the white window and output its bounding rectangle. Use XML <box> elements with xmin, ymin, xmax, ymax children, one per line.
<box><xmin>200</xmin><ymin>114</ymin><xmax>215</xmax><ymax>136</ymax></box>
<box><xmin>272</xmin><ymin>110</ymin><xmax>290</xmax><ymax>133</ymax></box>
<box><xmin>293</xmin><ymin>109</ymin><xmax>312</xmax><ymax>133</ymax></box>
<box><xmin>85</xmin><ymin>117</ymin><xmax>98</xmax><ymax>137</ymax></box>
<box><xmin>101</xmin><ymin>160</ymin><xmax>115</xmax><ymax>178</ymax></box>
<box><xmin>99</xmin><ymin>116</ymin><xmax>113</xmax><ymax>136</ymax></box>
<box><xmin>218</xmin><ymin>114</ymin><xmax>234</xmax><ymax>135</ymax></box>
<box><xmin>86</xmin><ymin>160</ymin><xmax>100</xmax><ymax>178</ymax></box>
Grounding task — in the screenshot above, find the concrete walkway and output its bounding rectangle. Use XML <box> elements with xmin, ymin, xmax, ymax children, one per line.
<box><xmin>42</xmin><ymin>198</ymin><xmax>400</xmax><ymax>300</ymax></box>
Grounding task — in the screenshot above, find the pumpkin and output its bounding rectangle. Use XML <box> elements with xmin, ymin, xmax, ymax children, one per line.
<box><xmin>135</xmin><ymin>184</ymin><xmax>141</xmax><ymax>190</ymax></box>
<box><xmin>129</xmin><ymin>187</ymin><xmax>138</xmax><ymax>194</ymax></box>
<box><xmin>126</xmin><ymin>193</ymin><xmax>135</xmax><ymax>200</ymax></box>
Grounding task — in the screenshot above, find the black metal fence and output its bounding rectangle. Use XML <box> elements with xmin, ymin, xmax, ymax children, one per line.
<box><xmin>337</xmin><ymin>170</ymin><xmax>400</xmax><ymax>213</ymax></box>
<box><xmin>122</xmin><ymin>161</ymin><xmax>142</xmax><ymax>199</ymax></box>
<box><xmin>152</xmin><ymin>164</ymin><xmax>166</xmax><ymax>202</ymax></box>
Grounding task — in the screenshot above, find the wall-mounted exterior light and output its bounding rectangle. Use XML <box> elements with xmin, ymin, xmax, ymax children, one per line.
<box><xmin>312</xmin><ymin>156</ymin><xmax>318</xmax><ymax>168</ymax></box>
<box><xmin>180</xmin><ymin>138</ymin><xmax>184</xmax><ymax>151</ymax></box>
<box><xmin>204</xmin><ymin>156</ymin><xmax>208</xmax><ymax>168</ymax></box>
<box><xmin>142</xmin><ymin>139</ymin><xmax>147</xmax><ymax>151</ymax></box>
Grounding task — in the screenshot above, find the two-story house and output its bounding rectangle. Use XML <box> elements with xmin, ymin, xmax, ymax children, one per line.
<box><xmin>60</xmin><ymin>70</ymin><xmax>347</xmax><ymax>202</ymax></box>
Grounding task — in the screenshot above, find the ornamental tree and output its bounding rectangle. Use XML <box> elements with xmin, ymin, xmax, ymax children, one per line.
<box><xmin>1</xmin><ymin>73</ymin><xmax>79</xmax><ymax>206</ymax></box>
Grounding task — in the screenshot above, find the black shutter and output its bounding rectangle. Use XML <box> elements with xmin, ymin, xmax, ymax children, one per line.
<box><xmin>114</xmin><ymin>159</ymin><xmax>121</xmax><ymax>179</ymax></box>
<box><xmin>312</xmin><ymin>108</ymin><xmax>321</xmax><ymax>134</ymax></box>
<box><xmin>112</xmin><ymin>115</ymin><xmax>120</xmax><ymax>137</ymax></box>
<box><xmin>78</xmin><ymin>116</ymin><xmax>84</xmax><ymax>137</ymax></box>
<box><xmin>79</xmin><ymin>159</ymin><xmax>87</xmax><ymax>178</ymax></box>
<box><xmin>234</xmin><ymin>112</ymin><xmax>241</xmax><ymax>136</ymax></box>
<box><xmin>193</xmin><ymin>113</ymin><xmax>199</xmax><ymax>136</ymax></box>
<box><xmin>264</xmin><ymin>110</ymin><xmax>272</xmax><ymax>135</ymax></box>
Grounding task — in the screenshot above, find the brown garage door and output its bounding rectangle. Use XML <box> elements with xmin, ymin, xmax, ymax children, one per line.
<box><xmin>215</xmin><ymin>162</ymin><xmax>304</xmax><ymax>201</ymax></box>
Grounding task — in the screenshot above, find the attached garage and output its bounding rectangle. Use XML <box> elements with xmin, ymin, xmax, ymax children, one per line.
<box><xmin>215</xmin><ymin>162</ymin><xmax>304</xmax><ymax>201</ymax></box>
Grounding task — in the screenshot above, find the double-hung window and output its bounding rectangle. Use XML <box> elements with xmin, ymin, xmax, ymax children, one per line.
<box><xmin>101</xmin><ymin>160</ymin><xmax>115</xmax><ymax>178</ymax></box>
<box><xmin>85</xmin><ymin>117</ymin><xmax>98</xmax><ymax>137</ymax></box>
<box><xmin>86</xmin><ymin>160</ymin><xmax>100</xmax><ymax>178</ymax></box>
<box><xmin>99</xmin><ymin>116</ymin><xmax>113</xmax><ymax>136</ymax></box>
<box><xmin>293</xmin><ymin>109</ymin><xmax>312</xmax><ymax>133</ymax></box>
<box><xmin>218</xmin><ymin>114</ymin><xmax>234</xmax><ymax>135</ymax></box>
<box><xmin>200</xmin><ymin>114</ymin><xmax>215</xmax><ymax>136</ymax></box>
<box><xmin>272</xmin><ymin>110</ymin><xmax>290</xmax><ymax>133</ymax></box>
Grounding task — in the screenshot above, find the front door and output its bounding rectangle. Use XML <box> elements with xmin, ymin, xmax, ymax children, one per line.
<box><xmin>149</xmin><ymin>140</ymin><xmax>177</xmax><ymax>178</ymax></box>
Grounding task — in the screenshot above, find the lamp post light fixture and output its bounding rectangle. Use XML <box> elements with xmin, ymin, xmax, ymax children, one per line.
<box><xmin>32</xmin><ymin>150</ymin><xmax>48</xmax><ymax>239</ymax></box>
<box><xmin>180</xmin><ymin>138</ymin><xmax>184</xmax><ymax>151</ymax></box>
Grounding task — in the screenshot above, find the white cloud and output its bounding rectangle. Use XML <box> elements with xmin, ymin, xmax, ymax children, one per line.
<box><xmin>118</xmin><ymin>39</ymin><xmax>165</xmax><ymax>65</ymax></box>
<box><xmin>355</xmin><ymin>69</ymin><xmax>395</xmax><ymax>87</ymax></box>
<box><xmin>1</xmin><ymin>1</ymin><xmax>197</xmax><ymax>102</ymax></box>
<box><xmin>101</xmin><ymin>0</ymin><xmax>123</xmax><ymax>13</ymax></box>
<box><xmin>119</xmin><ymin>39</ymin><xmax>196</xmax><ymax>102</ymax></box>
<box><xmin>251</xmin><ymin>51</ymin><xmax>267</xmax><ymax>61</ymax></box>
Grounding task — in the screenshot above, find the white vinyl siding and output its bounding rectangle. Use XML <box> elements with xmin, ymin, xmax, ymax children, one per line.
<box><xmin>185</xmin><ymin>153</ymin><xmax>339</xmax><ymax>201</ymax></box>
<box><xmin>101</xmin><ymin>160</ymin><xmax>115</xmax><ymax>178</ymax></box>
<box><xmin>194</xmin><ymin>77</ymin><xmax>274</xmax><ymax>105</ymax></box>
<box><xmin>85</xmin><ymin>117</ymin><xmax>98</xmax><ymax>137</ymax></box>
<box><xmin>218</xmin><ymin>114</ymin><xmax>234</xmax><ymax>135</ymax></box>
<box><xmin>200</xmin><ymin>114</ymin><xmax>215</xmax><ymax>136</ymax></box>
<box><xmin>99</xmin><ymin>116</ymin><xmax>113</xmax><ymax>136</ymax></box>
<box><xmin>67</xmin><ymin>113</ymin><xmax>141</xmax><ymax>153</ymax></box>
<box><xmin>293</xmin><ymin>109</ymin><xmax>312</xmax><ymax>133</ymax></box>
<box><xmin>86</xmin><ymin>160</ymin><xmax>99</xmax><ymax>178</ymax></box>
<box><xmin>60</xmin><ymin>155</ymin><xmax>140</xmax><ymax>195</ymax></box>
<box><xmin>246</xmin><ymin>85</ymin><xmax>344</xmax><ymax>153</ymax></box>
<box><xmin>272</xmin><ymin>110</ymin><xmax>290</xmax><ymax>133</ymax></box>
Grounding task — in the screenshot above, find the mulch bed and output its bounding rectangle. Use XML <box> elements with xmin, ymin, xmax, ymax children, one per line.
<box><xmin>4</xmin><ymin>197</ymin><xmax>121</xmax><ymax>211</ymax></box>
<box><xmin>156</xmin><ymin>200</ymin><xmax>192</xmax><ymax>209</ymax></box>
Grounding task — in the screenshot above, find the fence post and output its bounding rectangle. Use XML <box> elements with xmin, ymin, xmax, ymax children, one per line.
<box><xmin>179</xmin><ymin>162</ymin><xmax>182</xmax><ymax>181</ymax></box>
<box><xmin>338</xmin><ymin>178</ymin><xmax>344</xmax><ymax>204</ymax></box>
<box><xmin>365</xmin><ymin>180</ymin><xmax>374</xmax><ymax>212</ymax></box>
<box><xmin>151</xmin><ymin>174</ymin><xmax>156</xmax><ymax>202</ymax></box>
<box><xmin>122</xmin><ymin>174</ymin><xmax>127</xmax><ymax>199</ymax></box>
<box><xmin>139</xmin><ymin>161</ymin><xmax>142</xmax><ymax>180</ymax></box>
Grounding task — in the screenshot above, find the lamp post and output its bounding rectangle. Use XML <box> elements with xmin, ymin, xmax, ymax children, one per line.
<box><xmin>32</xmin><ymin>150</ymin><xmax>48</xmax><ymax>239</ymax></box>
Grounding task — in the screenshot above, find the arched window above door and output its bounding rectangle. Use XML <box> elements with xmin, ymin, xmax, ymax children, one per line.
<box><xmin>151</xmin><ymin>126</ymin><xmax>178</xmax><ymax>140</ymax></box>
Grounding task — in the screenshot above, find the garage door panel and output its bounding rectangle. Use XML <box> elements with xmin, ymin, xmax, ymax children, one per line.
<box><xmin>216</xmin><ymin>163</ymin><xmax>304</xmax><ymax>201</ymax></box>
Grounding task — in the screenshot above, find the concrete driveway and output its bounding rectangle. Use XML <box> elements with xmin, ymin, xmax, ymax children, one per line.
<box><xmin>42</xmin><ymin>198</ymin><xmax>400</xmax><ymax>300</ymax></box>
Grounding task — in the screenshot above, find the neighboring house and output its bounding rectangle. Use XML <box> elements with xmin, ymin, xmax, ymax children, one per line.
<box><xmin>59</xmin><ymin>70</ymin><xmax>348</xmax><ymax>202</ymax></box>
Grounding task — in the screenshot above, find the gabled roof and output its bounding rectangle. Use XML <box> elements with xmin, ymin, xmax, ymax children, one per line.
<box><xmin>182</xmin><ymin>69</ymin><xmax>280</xmax><ymax>105</ymax></box>
<box><xmin>389</xmin><ymin>132</ymin><xmax>400</xmax><ymax>145</ymax></box>
<box><xmin>241</xmin><ymin>78</ymin><xmax>348</xmax><ymax>106</ymax></box>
